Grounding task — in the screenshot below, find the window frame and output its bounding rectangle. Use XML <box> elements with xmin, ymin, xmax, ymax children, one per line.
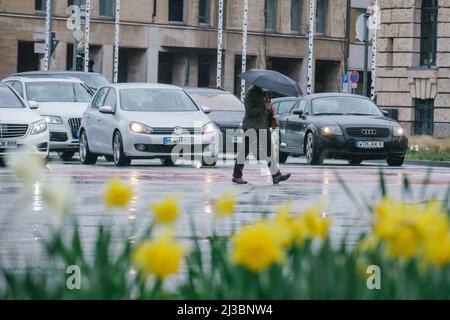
<box><xmin>291</xmin><ymin>0</ymin><xmax>303</xmax><ymax>33</ymax></box>
<box><xmin>168</xmin><ymin>0</ymin><xmax>186</xmax><ymax>24</ymax></box>
<box><xmin>92</xmin><ymin>87</ymin><xmax>110</xmax><ymax>110</ymax></box>
<box><xmin>99</xmin><ymin>0</ymin><xmax>116</xmax><ymax>19</ymax></box>
<box><xmin>265</xmin><ymin>0</ymin><xmax>277</xmax><ymax>32</ymax></box>
<box><xmin>198</xmin><ymin>0</ymin><xmax>211</xmax><ymax>26</ymax></box>
<box><xmin>35</xmin><ymin>0</ymin><xmax>47</xmax><ymax>13</ymax></box>
<box><xmin>316</xmin><ymin>0</ymin><xmax>327</xmax><ymax>35</ymax></box>
<box><xmin>420</xmin><ymin>0</ymin><xmax>438</xmax><ymax>67</ymax></box>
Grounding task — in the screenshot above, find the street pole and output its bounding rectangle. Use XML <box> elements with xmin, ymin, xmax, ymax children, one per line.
<box><xmin>72</xmin><ymin>0</ymin><xmax>81</xmax><ymax>71</ymax></box>
<box><xmin>363</xmin><ymin>13</ymin><xmax>369</xmax><ymax>97</ymax></box>
<box><xmin>306</xmin><ymin>0</ymin><xmax>316</xmax><ymax>95</ymax></box>
<box><xmin>370</xmin><ymin>0</ymin><xmax>379</xmax><ymax>102</ymax></box>
<box><xmin>113</xmin><ymin>0</ymin><xmax>121</xmax><ymax>84</ymax></box>
<box><xmin>84</xmin><ymin>0</ymin><xmax>92</xmax><ymax>72</ymax></box>
<box><xmin>43</xmin><ymin>0</ymin><xmax>53</xmax><ymax>71</ymax></box>
<box><xmin>241</xmin><ymin>0</ymin><xmax>249</xmax><ymax>102</ymax></box>
<box><xmin>216</xmin><ymin>0</ymin><xmax>224</xmax><ymax>89</ymax></box>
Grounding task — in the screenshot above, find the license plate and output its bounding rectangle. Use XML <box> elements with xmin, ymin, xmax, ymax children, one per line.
<box><xmin>73</xmin><ymin>131</ymin><xmax>80</xmax><ymax>139</ymax></box>
<box><xmin>0</xmin><ymin>140</ymin><xmax>17</xmax><ymax>149</ymax></box>
<box><xmin>356</xmin><ymin>141</ymin><xmax>384</xmax><ymax>149</ymax></box>
<box><xmin>163</xmin><ymin>137</ymin><xmax>194</xmax><ymax>145</ymax></box>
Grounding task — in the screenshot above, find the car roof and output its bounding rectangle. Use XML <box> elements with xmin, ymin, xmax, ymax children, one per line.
<box><xmin>105</xmin><ymin>83</ymin><xmax>182</xmax><ymax>90</ymax></box>
<box><xmin>14</xmin><ymin>71</ymin><xmax>105</xmax><ymax>77</ymax></box>
<box><xmin>302</xmin><ymin>93</ymin><xmax>372</xmax><ymax>101</ymax></box>
<box><xmin>272</xmin><ymin>97</ymin><xmax>300</xmax><ymax>103</ymax></box>
<box><xmin>184</xmin><ymin>87</ymin><xmax>230</xmax><ymax>95</ymax></box>
<box><xmin>4</xmin><ymin>76</ymin><xmax>84</xmax><ymax>83</ymax></box>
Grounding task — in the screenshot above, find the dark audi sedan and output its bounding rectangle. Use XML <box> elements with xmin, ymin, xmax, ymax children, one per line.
<box><xmin>278</xmin><ymin>93</ymin><xmax>408</xmax><ymax>166</ymax></box>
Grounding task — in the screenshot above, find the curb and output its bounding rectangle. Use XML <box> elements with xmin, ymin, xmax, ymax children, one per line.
<box><xmin>404</xmin><ymin>159</ymin><xmax>450</xmax><ymax>168</ymax></box>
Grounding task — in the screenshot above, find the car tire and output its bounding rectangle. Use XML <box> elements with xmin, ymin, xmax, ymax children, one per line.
<box><xmin>202</xmin><ymin>157</ymin><xmax>217</xmax><ymax>167</ymax></box>
<box><xmin>387</xmin><ymin>156</ymin><xmax>404</xmax><ymax>167</ymax></box>
<box><xmin>161</xmin><ymin>158</ymin><xmax>176</xmax><ymax>166</ymax></box>
<box><xmin>305</xmin><ymin>132</ymin><xmax>323</xmax><ymax>165</ymax></box>
<box><xmin>58</xmin><ymin>151</ymin><xmax>75</xmax><ymax>161</ymax></box>
<box><xmin>113</xmin><ymin>132</ymin><xmax>131</xmax><ymax>167</ymax></box>
<box><xmin>348</xmin><ymin>158</ymin><xmax>363</xmax><ymax>165</ymax></box>
<box><xmin>104</xmin><ymin>155</ymin><xmax>114</xmax><ymax>162</ymax></box>
<box><xmin>279</xmin><ymin>152</ymin><xmax>289</xmax><ymax>164</ymax></box>
<box><xmin>0</xmin><ymin>157</ymin><xmax>5</xmax><ymax>167</ymax></box>
<box><xmin>79</xmin><ymin>131</ymin><xmax>97</xmax><ymax>165</ymax></box>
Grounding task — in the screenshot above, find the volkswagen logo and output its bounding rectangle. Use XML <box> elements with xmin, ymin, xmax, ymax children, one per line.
<box><xmin>361</xmin><ymin>129</ymin><xmax>377</xmax><ymax>136</ymax></box>
<box><xmin>173</xmin><ymin>127</ymin><xmax>184</xmax><ymax>135</ymax></box>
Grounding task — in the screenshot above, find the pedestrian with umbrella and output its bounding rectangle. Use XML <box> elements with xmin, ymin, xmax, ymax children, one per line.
<box><xmin>232</xmin><ymin>69</ymin><xmax>302</xmax><ymax>185</ymax></box>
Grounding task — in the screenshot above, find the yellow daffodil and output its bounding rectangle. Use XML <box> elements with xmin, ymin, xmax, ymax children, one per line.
<box><xmin>151</xmin><ymin>194</ymin><xmax>180</xmax><ymax>224</ymax></box>
<box><xmin>132</xmin><ymin>233</ymin><xmax>186</xmax><ymax>280</ymax></box>
<box><xmin>103</xmin><ymin>177</ymin><xmax>134</xmax><ymax>209</ymax></box>
<box><xmin>214</xmin><ymin>191</ymin><xmax>236</xmax><ymax>218</ymax></box>
<box><xmin>423</xmin><ymin>233</ymin><xmax>450</xmax><ymax>268</ymax></box>
<box><xmin>301</xmin><ymin>203</ymin><xmax>331</xmax><ymax>239</ymax></box>
<box><xmin>231</xmin><ymin>221</ymin><xmax>285</xmax><ymax>272</ymax></box>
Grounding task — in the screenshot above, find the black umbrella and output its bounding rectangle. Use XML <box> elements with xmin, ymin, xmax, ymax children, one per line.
<box><xmin>239</xmin><ymin>69</ymin><xmax>303</xmax><ymax>97</ymax></box>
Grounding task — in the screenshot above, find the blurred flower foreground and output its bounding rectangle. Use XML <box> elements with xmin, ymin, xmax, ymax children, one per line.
<box><xmin>1</xmin><ymin>150</ymin><xmax>449</xmax><ymax>299</ymax></box>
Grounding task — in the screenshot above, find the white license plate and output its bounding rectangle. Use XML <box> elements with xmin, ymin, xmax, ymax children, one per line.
<box><xmin>163</xmin><ymin>137</ymin><xmax>194</xmax><ymax>145</ymax></box>
<box><xmin>0</xmin><ymin>140</ymin><xmax>17</xmax><ymax>149</ymax></box>
<box><xmin>356</xmin><ymin>141</ymin><xmax>384</xmax><ymax>149</ymax></box>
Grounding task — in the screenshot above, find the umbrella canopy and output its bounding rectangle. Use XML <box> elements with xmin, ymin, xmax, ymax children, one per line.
<box><xmin>240</xmin><ymin>69</ymin><xmax>303</xmax><ymax>97</ymax></box>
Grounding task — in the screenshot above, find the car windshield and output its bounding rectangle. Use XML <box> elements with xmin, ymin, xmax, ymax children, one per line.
<box><xmin>0</xmin><ymin>86</ymin><xmax>24</xmax><ymax>108</ymax></box>
<box><xmin>26</xmin><ymin>82</ymin><xmax>92</xmax><ymax>103</ymax></box>
<box><xmin>312</xmin><ymin>97</ymin><xmax>383</xmax><ymax>116</ymax></box>
<box><xmin>188</xmin><ymin>93</ymin><xmax>244</xmax><ymax>111</ymax></box>
<box><xmin>120</xmin><ymin>88</ymin><xmax>199</xmax><ymax>112</ymax></box>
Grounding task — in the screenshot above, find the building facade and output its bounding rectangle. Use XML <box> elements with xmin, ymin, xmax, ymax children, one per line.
<box><xmin>377</xmin><ymin>0</ymin><xmax>450</xmax><ymax>137</ymax></box>
<box><xmin>0</xmin><ymin>0</ymin><xmax>347</xmax><ymax>97</ymax></box>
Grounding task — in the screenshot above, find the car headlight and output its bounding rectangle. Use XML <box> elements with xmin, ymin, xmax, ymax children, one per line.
<box><xmin>320</xmin><ymin>126</ymin><xmax>342</xmax><ymax>136</ymax></box>
<box><xmin>129</xmin><ymin>121</ymin><xmax>153</xmax><ymax>134</ymax></box>
<box><xmin>43</xmin><ymin>115</ymin><xmax>63</xmax><ymax>124</ymax></box>
<box><xmin>202</xmin><ymin>122</ymin><xmax>216</xmax><ymax>135</ymax></box>
<box><xmin>30</xmin><ymin>119</ymin><xmax>47</xmax><ymax>135</ymax></box>
<box><xmin>393</xmin><ymin>126</ymin><xmax>405</xmax><ymax>137</ymax></box>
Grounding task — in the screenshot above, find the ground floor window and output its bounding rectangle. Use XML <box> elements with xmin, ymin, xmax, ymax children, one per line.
<box><xmin>158</xmin><ymin>53</ymin><xmax>174</xmax><ymax>84</ymax></box>
<box><xmin>17</xmin><ymin>41</ymin><xmax>40</xmax><ymax>73</ymax></box>
<box><xmin>414</xmin><ymin>99</ymin><xmax>434</xmax><ymax>135</ymax></box>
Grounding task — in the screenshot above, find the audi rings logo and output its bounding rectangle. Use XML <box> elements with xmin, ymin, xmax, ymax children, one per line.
<box><xmin>361</xmin><ymin>129</ymin><xmax>377</xmax><ymax>136</ymax></box>
<box><xmin>173</xmin><ymin>127</ymin><xmax>183</xmax><ymax>135</ymax></box>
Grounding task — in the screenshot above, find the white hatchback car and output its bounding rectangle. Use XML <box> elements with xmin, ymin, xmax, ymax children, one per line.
<box><xmin>2</xmin><ymin>76</ymin><xmax>93</xmax><ymax>161</ymax></box>
<box><xmin>79</xmin><ymin>83</ymin><xmax>218</xmax><ymax>167</ymax></box>
<box><xmin>0</xmin><ymin>82</ymin><xmax>48</xmax><ymax>165</ymax></box>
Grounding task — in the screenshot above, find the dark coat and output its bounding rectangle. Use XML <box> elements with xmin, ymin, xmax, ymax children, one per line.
<box><xmin>242</xmin><ymin>86</ymin><xmax>269</xmax><ymax>130</ymax></box>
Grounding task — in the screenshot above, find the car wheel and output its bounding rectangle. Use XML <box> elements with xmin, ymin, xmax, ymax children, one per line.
<box><xmin>0</xmin><ymin>157</ymin><xmax>5</xmax><ymax>167</ymax></box>
<box><xmin>348</xmin><ymin>158</ymin><xmax>363</xmax><ymax>165</ymax></box>
<box><xmin>305</xmin><ymin>132</ymin><xmax>323</xmax><ymax>165</ymax></box>
<box><xmin>113</xmin><ymin>132</ymin><xmax>131</xmax><ymax>167</ymax></box>
<box><xmin>161</xmin><ymin>158</ymin><xmax>176</xmax><ymax>166</ymax></box>
<box><xmin>58</xmin><ymin>151</ymin><xmax>76</xmax><ymax>161</ymax></box>
<box><xmin>79</xmin><ymin>131</ymin><xmax>97</xmax><ymax>165</ymax></box>
<box><xmin>387</xmin><ymin>156</ymin><xmax>404</xmax><ymax>167</ymax></box>
<box><xmin>202</xmin><ymin>157</ymin><xmax>217</xmax><ymax>167</ymax></box>
<box><xmin>279</xmin><ymin>152</ymin><xmax>289</xmax><ymax>164</ymax></box>
<box><xmin>104</xmin><ymin>155</ymin><xmax>114</xmax><ymax>162</ymax></box>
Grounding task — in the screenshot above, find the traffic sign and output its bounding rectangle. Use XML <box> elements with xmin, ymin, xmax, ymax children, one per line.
<box><xmin>356</xmin><ymin>13</ymin><xmax>375</xmax><ymax>42</ymax></box>
<box><xmin>34</xmin><ymin>42</ymin><xmax>45</xmax><ymax>54</ymax></box>
<box><xmin>350</xmin><ymin>71</ymin><xmax>360</xmax><ymax>84</ymax></box>
<box><xmin>343</xmin><ymin>73</ymin><xmax>349</xmax><ymax>85</ymax></box>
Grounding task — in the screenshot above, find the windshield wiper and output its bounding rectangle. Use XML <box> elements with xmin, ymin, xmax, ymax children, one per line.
<box><xmin>344</xmin><ymin>113</ymin><xmax>373</xmax><ymax>116</ymax></box>
<box><xmin>314</xmin><ymin>113</ymin><xmax>344</xmax><ymax>116</ymax></box>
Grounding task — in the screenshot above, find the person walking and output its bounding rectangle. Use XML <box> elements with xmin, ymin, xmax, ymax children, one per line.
<box><xmin>232</xmin><ymin>85</ymin><xmax>291</xmax><ymax>185</ymax></box>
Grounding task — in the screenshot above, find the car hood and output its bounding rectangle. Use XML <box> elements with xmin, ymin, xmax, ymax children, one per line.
<box><xmin>122</xmin><ymin>111</ymin><xmax>213</xmax><ymax>127</ymax></box>
<box><xmin>313</xmin><ymin>115</ymin><xmax>397</xmax><ymax>127</ymax></box>
<box><xmin>35</xmin><ymin>102</ymin><xmax>89</xmax><ymax>118</ymax></box>
<box><xmin>207</xmin><ymin>110</ymin><xmax>244</xmax><ymax>127</ymax></box>
<box><xmin>0</xmin><ymin>108</ymin><xmax>43</xmax><ymax>124</ymax></box>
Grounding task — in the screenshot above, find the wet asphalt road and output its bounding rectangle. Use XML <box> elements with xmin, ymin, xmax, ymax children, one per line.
<box><xmin>1</xmin><ymin>155</ymin><xmax>450</xmax><ymax>269</ymax></box>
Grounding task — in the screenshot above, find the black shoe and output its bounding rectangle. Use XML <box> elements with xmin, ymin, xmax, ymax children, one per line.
<box><xmin>232</xmin><ymin>177</ymin><xmax>248</xmax><ymax>184</ymax></box>
<box><xmin>272</xmin><ymin>173</ymin><xmax>291</xmax><ymax>185</ymax></box>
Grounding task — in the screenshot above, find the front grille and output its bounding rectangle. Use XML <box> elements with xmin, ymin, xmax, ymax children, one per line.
<box><xmin>0</xmin><ymin>124</ymin><xmax>28</xmax><ymax>138</ymax></box>
<box><xmin>152</xmin><ymin>127</ymin><xmax>196</xmax><ymax>135</ymax></box>
<box><xmin>68</xmin><ymin>118</ymin><xmax>82</xmax><ymax>139</ymax></box>
<box><xmin>346</xmin><ymin>127</ymin><xmax>390</xmax><ymax>138</ymax></box>
<box><xmin>50</xmin><ymin>132</ymin><xmax>68</xmax><ymax>142</ymax></box>
<box><xmin>137</xmin><ymin>144</ymin><xmax>206</xmax><ymax>153</ymax></box>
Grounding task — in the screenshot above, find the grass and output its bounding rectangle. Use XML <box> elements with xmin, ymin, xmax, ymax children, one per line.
<box><xmin>406</xmin><ymin>136</ymin><xmax>450</xmax><ymax>161</ymax></box>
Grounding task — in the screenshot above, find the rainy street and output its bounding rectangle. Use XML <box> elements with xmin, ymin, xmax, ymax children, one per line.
<box><xmin>1</xmin><ymin>156</ymin><xmax>450</xmax><ymax>269</ymax></box>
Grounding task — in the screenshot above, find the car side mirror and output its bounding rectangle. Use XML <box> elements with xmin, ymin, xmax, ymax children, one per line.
<box><xmin>201</xmin><ymin>106</ymin><xmax>211</xmax><ymax>114</ymax></box>
<box><xmin>29</xmin><ymin>100</ymin><xmax>39</xmax><ymax>110</ymax></box>
<box><xmin>293</xmin><ymin>110</ymin><xmax>304</xmax><ymax>117</ymax></box>
<box><xmin>381</xmin><ymin>108</ymin><xmax>390</xmax><ymax>117</ymax></box>
<box><xmin>99</xmin><ymin>105</ymin><xmax>114</xmax><ymax>114</ymax></box>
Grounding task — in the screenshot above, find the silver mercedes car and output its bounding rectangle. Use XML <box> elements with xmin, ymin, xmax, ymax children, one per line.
<box><xmin>79</xmin><ymin>83</ymin><xmax>218</xmax><ymax>167</ymax></box>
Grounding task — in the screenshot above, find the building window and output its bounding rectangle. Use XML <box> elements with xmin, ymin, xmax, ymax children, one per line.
<box><xmin>35</xmin><ymin>0</ymin><xmax>47</xmax><ymax>12</ymax></box>
<box><xmin>199</xmin><ymin>0</ymin><xmax>210</xmax><ymax>25</ymax></box>
<box><xmin>415</xmin><ymin>99</ymin><xmax>434</xmax><ymax>135</ymax></box>
<box><xmin>265</xmin><ymin>0</ymin><xmax>277</xmax><ymax>31</ymax></box>
<box><xmin>420</xmin><ymin>0</ymin><xmax>438</xmax><ymax>67</ymax></box>
<box><xmin>68</xmin><ymin>0</ymin><xmax>86</xmax><ymax>6</ymax></box>
<box><xmin>316</xmin><ymin>0</ymin><xmax>327</xmax><ymax>34</ymax></box>
<box><xmin>291</xmin><ymin>0</ymin><xmax>302</xmax><ymax>32</ymax></box>
<box><xmin>169</xmin><ymin>0</ymin><xmax>185</xmax><ymax>22</ymax></box>
<box><xmin>99</xmin><ymin>0</ymin><xmax>115</xmax><ymax>18</ymax></box>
